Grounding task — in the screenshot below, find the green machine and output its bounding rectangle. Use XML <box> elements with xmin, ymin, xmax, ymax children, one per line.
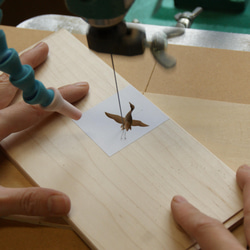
<box><xmin>65</xmin><ymin>0</ymin><xmax>134</xmax><ymax>26</ymax></box>
<box><xmin>174</xmin><ymin>0</ymin><xmax>246</xmax><ymax>12</ymax></box>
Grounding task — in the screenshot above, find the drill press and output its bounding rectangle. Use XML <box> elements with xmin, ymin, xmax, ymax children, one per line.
<box><xmin>65</xmin><ymin>0</ymin><xmax>146</xmax><ymax>56</ymax></box>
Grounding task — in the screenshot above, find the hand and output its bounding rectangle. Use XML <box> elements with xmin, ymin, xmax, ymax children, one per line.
<box><xmin>0</xmin><ymin>42</ymin><xmax>89</xmax><ymax>217</ymax></box>
<box><xmin>171</xmin><ymin>164</ymin><xmax>250</xmax><ymax>250</ymax></box>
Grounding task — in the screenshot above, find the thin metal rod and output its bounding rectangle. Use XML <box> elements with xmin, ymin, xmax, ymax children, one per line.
<box><xmin>111</xmin><ymin>54</ymin><xmax>124</xmax><ymax>126</ymax></box>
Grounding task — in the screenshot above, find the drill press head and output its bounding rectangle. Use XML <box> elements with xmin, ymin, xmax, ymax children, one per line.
<box><xmin>65</xmin><ymin>0</ymin><xmax>135</xmax><ymax>28</ymax></box>
<box><xmin>65</xmin><ymin>0</ymin><xmax>145</xmax><ymax>56</ymax></box>
<box><xmin>64</xmin><ymin>0</ymin><xmax>181</xmax><ymax>68</ymax></box>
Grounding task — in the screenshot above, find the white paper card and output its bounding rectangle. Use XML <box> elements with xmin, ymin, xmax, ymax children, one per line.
<box><xmin>74</xmin><ymin>85</ymin><xmax>169</xmax><ymax>156</ymax></box>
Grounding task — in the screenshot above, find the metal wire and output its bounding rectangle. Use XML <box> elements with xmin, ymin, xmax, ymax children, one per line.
<box><xmin>110</xmin><ymin>53</ymin><xmax>124</xmax><ymax>126</ymax></box>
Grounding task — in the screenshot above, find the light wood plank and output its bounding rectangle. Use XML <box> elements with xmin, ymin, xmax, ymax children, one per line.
<box><xmin>145</xmin><ymin>93</ymin><xmax>250</xmax><ymax>172</ymax></box>
<box><xmin>1</xmin><ymin>30</ymin><xmax>243</xmax><ymax>249</ymax></box>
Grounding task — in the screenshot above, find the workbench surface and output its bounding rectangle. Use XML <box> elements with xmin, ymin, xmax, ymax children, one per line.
<box><xmin>0</xmin><ymin>25</ymin><xmax>249</xmax><ymax>249</ymax></box>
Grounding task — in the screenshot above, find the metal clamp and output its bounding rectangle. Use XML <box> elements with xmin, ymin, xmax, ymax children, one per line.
<box><xmin>175</xmin><ymin>7</ymin><xmax>203</xmax><ymax>28</ymax></box>
<box><xmin>148</xmin><ymin>7</ymin><xmax>203</xmax><ymax>68</ymax></box>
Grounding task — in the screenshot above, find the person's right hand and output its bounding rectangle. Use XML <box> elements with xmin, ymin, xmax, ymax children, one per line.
<box><xmin>171</xmin><ymin>164</ymin><xmax>250</xmax><ymax>250</ymax></box>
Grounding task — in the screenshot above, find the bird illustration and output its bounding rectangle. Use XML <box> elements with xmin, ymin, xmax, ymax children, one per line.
<box><xmin>105</xmin><ymin>102</ymin><xmax>148</xmax><ymax>138</ymax></box>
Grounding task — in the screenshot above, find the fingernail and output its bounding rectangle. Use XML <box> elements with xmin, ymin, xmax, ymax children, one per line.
<box><xmin>239</xmin><ymin>164</ymin><xmax>250</xmax><ymax>171</ymax></box>
<box><xmin>173</xmin><ymin>195</ymin><xmax>187</xmax><ymax>203</ymax></box>
<box><xmin>34</xmin><ymin>42</ymin><xmax>45</xmax><ymax>49</ymax></box>
<box><xmin>76</xmin><ymin>82</ymin><xmax>89</xmax><ymax>87</ymax></box>
<box><xmin>47</xmin><ymin>195</ymin><xmax>70</xmax><ymax>215</ymax></box>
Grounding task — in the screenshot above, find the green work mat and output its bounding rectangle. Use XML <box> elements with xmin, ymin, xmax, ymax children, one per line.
<box><xmin>125</xmin><ymin>0</ymin><xmax>250</xmax><ymax>34</ymax></box>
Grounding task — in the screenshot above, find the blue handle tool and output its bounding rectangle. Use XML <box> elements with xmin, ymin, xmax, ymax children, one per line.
<box><xmin>0</xmin><ymin>1</ymin><xmax>82</xmax><ymax>120</ymax></box>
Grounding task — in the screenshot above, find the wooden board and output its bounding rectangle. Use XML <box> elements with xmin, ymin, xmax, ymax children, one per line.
<box><xmin>145</xmin><ymin>93</ymin><xmax>250</xmax><ymax>172</ymax></box>
<box><xmin>1</xmin><ymin>30</ymin><xmax>243</xmax><ymax>249</ymax></box>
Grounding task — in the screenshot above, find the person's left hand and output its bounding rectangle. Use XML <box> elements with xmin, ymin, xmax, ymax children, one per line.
<box><xmin>0</xmin><ymin>41</ymin><xmax>89</xmax><ymax>217</ymax></box>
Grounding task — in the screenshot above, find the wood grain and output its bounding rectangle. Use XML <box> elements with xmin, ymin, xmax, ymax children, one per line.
<box><xmin>145</xmin><ymin>93</ymin><xmax>250</xmax><ymax>172</ymax></box>
<box><xmin>1</xmin><ymin>30</ymin><xmax>243</xmax><ymax>249</ymax></box>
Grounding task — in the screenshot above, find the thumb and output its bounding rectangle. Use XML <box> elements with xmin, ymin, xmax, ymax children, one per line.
<box><xmin>0</xmin><ymin>186</ymin><xmax>71</xmax><ymax>217</ymax></box>
<box><xmin>171</xmin><ymin>195</ymin><xmax>243</xmax><ymax>250</ymax></box>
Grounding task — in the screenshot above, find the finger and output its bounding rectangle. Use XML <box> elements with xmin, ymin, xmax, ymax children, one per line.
<box><xmin>237</xmin><ymin>165</ymin><xmax>250</xmax><ymax>245</ymax></box>
<box><xmin>0</xmin><ymin>186</ymin><xmax>70</xmax><ymax>217</ymax></box>
<box><xmin>20</xmin><ymin>42</ymin><xmax>49</xmax><ymax>68</ymax></box>
<box><xmin>0</xmin><ymin>42</ymin><xmax>49</xmax><ymax>109</ymax></box>
<box><xmin>0</xmin><ymin>72</ymin><xmax>17</xmax><ymax>109</ymax></box>
<box><xmin>0</xmin><ymin>82</ymin><xmax>89</xmax><ymax>141</ymax></box>
<box><xmin>171</xmin><ymin>196</ymin><xmax>243</xmax><ymax>250</ymax></box>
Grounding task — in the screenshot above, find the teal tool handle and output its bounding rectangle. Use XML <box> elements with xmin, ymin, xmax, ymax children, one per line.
<box><xmin>0</xmin><ymin>29</ymin><xmax>54</xmax><ymax>107</ymax></box>
<box><xmin>0</xmin><ymin>1</ymin><xmax>82</xmax><ymax>119</ymax></box>
<box><xmin>0</xmin><ymin>29</ymin><xmax>82</xmax><ymax>120</ymax></box>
